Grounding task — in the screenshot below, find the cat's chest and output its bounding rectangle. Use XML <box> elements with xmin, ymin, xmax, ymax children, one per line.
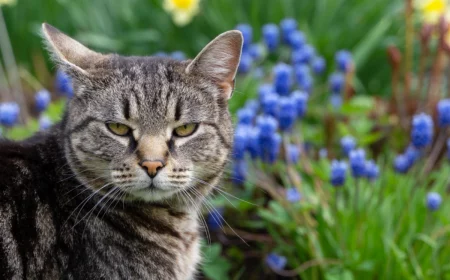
<box><xmin>71</xmin><ymin>209</ymin><xmax>201</xmax><ymax>279</ymax></box>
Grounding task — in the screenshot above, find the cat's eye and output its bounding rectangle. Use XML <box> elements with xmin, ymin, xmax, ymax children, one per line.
<box><xmin>106</xmin><ymin>123</ymin><xmax>131</xmax><ymax>136</ymax></box>
<box><xmin>174</xmin><ymin>123</ymin><xmax>198</xmax><ymax>137</ymax></box>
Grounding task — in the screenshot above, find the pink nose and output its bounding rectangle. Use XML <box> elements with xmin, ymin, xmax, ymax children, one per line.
<box><xmin>140</xmin><ymin>160</ymin><xmax>165</xmax><ymax>178</ymax></box>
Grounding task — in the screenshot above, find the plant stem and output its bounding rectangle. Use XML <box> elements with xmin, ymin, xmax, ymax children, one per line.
<box><xmin>0</xmin><ymin>8</ymin><xmax>28</xmax><ymax>122</ymax></box>
<box><xmin>423</xmin><ymin>128</ymin><xmax>448</xmax><ymax>174</ymax></box>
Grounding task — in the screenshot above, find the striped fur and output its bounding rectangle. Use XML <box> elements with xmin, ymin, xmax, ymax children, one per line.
<box><xmin>0</xmin><ymin>24</ymin><xmax>242</xmax><ymax>279</ymax></box>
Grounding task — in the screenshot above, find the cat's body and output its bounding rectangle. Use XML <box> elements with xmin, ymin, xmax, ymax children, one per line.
<box><xmin>0</xmin><ymin>24</ymin><xmax>242</xmax><ymax>279</ymax></box>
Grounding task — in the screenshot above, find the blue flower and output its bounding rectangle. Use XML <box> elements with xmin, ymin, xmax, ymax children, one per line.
<box><xmin>330</xmin><ymin>93</ymin><xmax>343</xmax><ymax>109</ymax></box>
<box><xmin>291</xmin><ymin>90</ymin><xmax>308</xmax><ymax>118</ymax></box>
<box><xmin>253</xmin><ymin>67</ymin><xmax>265</xmax><ymax>79</ymax></box>
<box><xmin>294</xmin><ymin>65</ymin><xmax>313</xmax><ymax>92</ymax></box>
<box><xmin>273</xmin><ymin>63</ymin><xmax>292</xmax><ymax>96</ymax></box>
<box><xmin>207</xmin><ymin>207</ymin><xmax>224</xmax><ymax>231</ymax></box>
<box><xmin>236</xmin><ymin>24</ymin><xmax>253</xmax><ymax>50</ymax></box>
<box><xmin>238</xmin><ymin>52</ymin><xmax>253</xmax><ymax>73</ymax></box>
<box><xmin>394</xmin><ymin>154</ymin><xmax>411</xmax><ymax>174</ymax></box>
<box><xmin>437</xmin><ymin>99</ymin><xmax>450</xmax><ymax>127</ymax></box>
<box><xmin>249</xmin><ymin>44</ymin><xmax>263</xmax><ymax>60</ymax></box>
<box><xmin>55</xmin><ymin>70</ymin><xmax>74</xmax><ymax>97</ymax></box>
<box><xmin>411</xmin><ymin>113</ymin><xmax>434</xmax><ymax>148</ymax></box>
<box><xmin>278</xmin><ymin>97</ymin><xmax>296</xmax><ymax>131</ymax></box>
<box><xmin>349</xmin><ymin>149</ymin><xmax>366</xmax><ymax>178</ymax></box>
<box><xmin>365</xmin><ymin>160</ymin><xmax>379</xmax><ymax>180</ymax></box>
<box><xmin>237</xmin><ymin>108</ymin><xmax>255</xmax><ymax>125</ymax></box>
<box><xmin>0</xmin><ymin>102</ymin><xmax>20</xmax><ymax>127</ymax></box>
<box><xmin>256</xmin><ymin>115</ymin><xmax>278</xmax><ymax>137</ymax></box>
<box><xmin>244</xmin><ymin>99</ymin><xmax>259</xmax><ymax>114</ymax></box>
<box><xmin>171</xmin><ymin>51</ymin><xmax>186</xmax><ymax>60</ymax></box>
<box><xmin>287</xmin><ymin>144</ymin><xmax>300</xmax><ymax>163</ymax></box>
<box><xmin>280</xmin><ymin>18</ymin><xmax>297</xmax><ymax>44</ymax></box>
<box><xmin>426</xmin><ymin>192</ymin><xmax>442</xmax><ymax>211</ymax></box>
<box><xmin>329</xmin><ymin>72</ymin><xmax>345</xmax><ymax>94</ymax></box>
<box><xmin>39</xmin><ymin>115</ymin><xmax>52</xmax><ymax>130</ymax></box>
<box><xmin>233</xmin><ymin>125</ymin><xmax>249</xmax><ymax>160</ymax></box>
<box><xmin>259</xmin><ymin>131</ymin><xmax>281</xmax><ymax>164</ymax></box>
<box><xmin>262</xmin><ymin>93</ymin><xmax>279</xmax><ymax>118</ymax></box>
<box><xmin>232</xmin><ymin>160</ymin><xmax>247</xmax><ymax>185</ymax></box>
<box><xmin>292</xmin><ymin>45</ymin><xmax>315</xmax><ymax>65</ymax></box>
<box><xmin>35</xmin><ymin>89</ymin><xmax>51</xmax><ymax>112</ymax></box>
<box><xmin>266</xmin><ymin>253</ymin><xmax>287</xmax><ymax>270</ymax></box>
<box><xmin>288</xmin><ymin>30</ymin><xmax>305</xmax><ymax>50</ymax></box>
<box><xmin>286</xmin><ymin>188</ymin><xmax>301</xmax><ymax>202</ymax></box>
<box><xmin>258</xmin><ymin>83</ymin><xmax>275</xmax><ymax>103</ymax></box>
<box><xmin>262</xmin><ymin>24</ymin><xmax>280</xmax><ymax>52</ymax></box>
<box><xmin>319</xmin><ymin>148</ymin><xmax>328</xmax><ymax>159</ymax></box>
<box><xmin>311</xmin><ymin>56</ymin><xmax>326</xmax><ymax>74</ymax></box>
<box><xmin>247</xmin><ymin>127</ymin><xmax>261</xmax><ymax>159</ymax></box>
<box><xmin>340</xmin><ymin>136</ymin><xmax>356</xmax><ymax>157</ymax></box>
<box><xmin>335</xmin><ymin>50</ymin><xmax>353</xmax><ymax>72</ymax></box>
<box><xmin>405</xmin><ymin>145</ymin><xmax>421</xmax><ymax>165</ymax></box>
<box><xmin>330</xmin><ymin>160</ymin><xmax>347</xmax><ymax>187</ymax></box>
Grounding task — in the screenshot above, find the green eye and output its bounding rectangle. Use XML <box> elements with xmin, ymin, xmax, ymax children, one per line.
<box><xmin>174</xmin><ymin>123</ymin><xmax>198</xmax><ymax>137</ymax></box>
<box><xmin>107</xmin><ymin>123</ymin><xmax>131</xmax><ymax>136</ymax></box>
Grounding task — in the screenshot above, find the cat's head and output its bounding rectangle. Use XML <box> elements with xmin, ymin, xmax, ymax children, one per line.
<box><xmin>42</xmin><ymin>23</ymin><xmax>242</xmax><ymax>204</ymax></box>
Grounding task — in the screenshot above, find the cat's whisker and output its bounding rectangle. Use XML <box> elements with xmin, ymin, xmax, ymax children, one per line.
<box><xmin>179</xmin><ymin>188</ymin><xmax>211</xmax><ymax>245</ymax></box>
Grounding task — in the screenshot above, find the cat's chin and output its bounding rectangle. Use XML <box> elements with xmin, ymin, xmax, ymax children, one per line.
<box><xmin>126</xmin><ymin>188</ymin><xmax>180</xmax><ymax>202</ymax></box>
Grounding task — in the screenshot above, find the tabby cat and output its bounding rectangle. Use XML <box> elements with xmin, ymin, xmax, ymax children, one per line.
<box><xmin>0</xmin><ymin>23</ymin><xmax>242</xmax><ymax>279</ymax></box>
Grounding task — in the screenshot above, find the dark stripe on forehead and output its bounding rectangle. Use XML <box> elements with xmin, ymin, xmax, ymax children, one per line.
<box><xmin>124</xmin><ymin>98</ymin><xmax>130</xmax><ymax>120</ymax></box>
<box><xmin>175</xmin><ymin>99</ymin><xmax>183</xmax><ymax>121</ymax></box>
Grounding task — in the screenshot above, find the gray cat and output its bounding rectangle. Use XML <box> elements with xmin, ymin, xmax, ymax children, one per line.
<box><xmin>0</xmin><ymin>23</ymin><xmax>242</xmax><ymax>279</ymax></box>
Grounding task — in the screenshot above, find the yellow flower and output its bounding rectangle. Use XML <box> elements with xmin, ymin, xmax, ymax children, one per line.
<box><xmin>163</xmin><ymin>0</ymin><xmax>200</xmax><ymax>26</ymax></box>
<box><xmin>416</xmin><ymin>0</ymin><xmax>448</xmax><ymax>24</ymax></box>
<box><xmin>0</xmin><ymin>0</ymin><xmax>17</xmax><ymax>6</ymax></box>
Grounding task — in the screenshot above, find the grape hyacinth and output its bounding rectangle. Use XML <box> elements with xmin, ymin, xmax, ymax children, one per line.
<box><xmin>292</xmin><ymin>45</ymin><xmax>315</xmax><ymax>65</ymax></box>
<box><xmin>249</xmin><ymin>44</ymin><xmax>263</xmax><ymax>61</ymax></box>
<box><xmin>232</xmin><ymin>160</ymin><xmax>247</xmax><ymax>185</ymax></box>
<box><xmin>207</xmin><ymin>208</ymin><xmax>224</xmax><ymax>231</ymax></box>
<box><xmin>426</xmin><ymin>192</ymin><xmax>442</xmax><ymax>211</ymax></box>
<box><xmin>0</xmin><ymin>102</ymin><xmax>20</xmax><ymax>127</ymax></box>
<box><xmin>233</xmin><ymin>125</ymin><xmax>248</xmax><ymax>160</ymax></box>
<box><xmin>329</xmin><ymin>72</ymin><xmax>345</xmax><ymax>94</ymax></box>
<box><xmin>262</xmin><ymin>24</ymin><xmax>279</xmax><ymax>52</ymax></box>
<box><xmin>341</xmin><ymin>136</ymin><xmax>356</xmax><ymax>157</ymax></box>
<box><xmin>286</xmin><ymin>188</ymin><xmax>301</xmax><ymax>203</ymax></box>
<box><xmin>411</xmin><ymin>113</ymin><xmax>434</xmax><ymax>148</ymax></box>
<box><xmin>236</xmin><ymin>24</ymin><xmax>252</xmax><ymax>50</ymax></box>
<box><xmin>365</xmin><ymin>160</ymin><xmax>379</xmax><ymax>180</ymax></box>
<box><xmin>291</xmin><ymin>90</ymin><xmax>308</xmax><ymax>118</ymax></box>
<box><xmin>35</xmin><ymin>89</ymin><xmax>51</xmax><ymax>112</ymax></box>
<box><xmin>238</xmin><ymin>52</ymin><xmax>253</xmax><ymax>73</ymax></box>
<box><xmin>286</xmin><ymin>144</ymin><xmax>300</xmax><ymax>163</ymax></box>
<box><xmin>330</xmin><ymin>160</ymin><xmax>347</xmax><ymax>187</ymax></box>
<box><xmin>55</xmin><ymin>70</ymin><xmax>74</xmax><ymax>97</ymax></box>
<box><xmin>437</xmin><ymin>99</ymin><xmax>450</xmax><ymax>127</ymax></box>
<box><xmin>280</xmin><ymin>18</ymin><xmax>297</xmax><ymax>44</ymax></box>
<box><xmin>258</xmin><ymin>83</ymin><xmax>274</xmax><ymax>103</ymax></box>
<box><xmin>273</xmin><ymin>63</ymin><xmax>292</xmax><ymax>95</ymax></box>
<box><xmin>278</xmin><ymin>97</ymin><xmax>296</xmax><ymax>131</ymax></box>
<box><xmin>262</xmin><ymin>93</ymin><xmax>279</xmax><ymax>117</ymax></box>
<box><xmin>171</xmin><ymin>51</ymin><xmax>186</xmax><ymax>60</ymax></box>
<box><xmin>237</xmin><ymin>108</ymin><xmax>255</xmax><ymax>125</ymax></box>
<box><xmin>288</xmin><ymin>30</ymin><xmax>305</xmax><ymax>50</ymax></box>
<box><xmin>335</xmin><ymin>50</ymin><xmax>353</xmax><ymax>72</ymax></box>
<box><xmin>349</xmin><ymin>149</ymin><xmax>366</xmax><ymax>178</ymax></box>
<box><xmin>266</xmin><ymin>253</ymin><xmax>287</xmax><ymax>271</ymax></box>
<box><xmin>311</xmin><ymin>56</ymin><xmax>326</xmax><ymax>75</ymax></box>
<box><xmin>39</xmin><ymin>115</ymin><xmax>52</xmax><ymax>130</ymax></box>
<box><xmin>394</xmin><ymin>154</ymin><xmax>411</xmax><ymax>174</ymax></box>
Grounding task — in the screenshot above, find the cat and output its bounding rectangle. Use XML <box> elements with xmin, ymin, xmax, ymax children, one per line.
<box><xmin>0</xmin><ymin>23</ymin><xmax>242</xmax><ymax>279</ymax></box>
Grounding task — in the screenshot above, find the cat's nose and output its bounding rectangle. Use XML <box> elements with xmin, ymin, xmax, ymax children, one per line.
<box><xmin>140</xmin><ymin>160</ymin><xmax>165</xmax><ymax>178</ymax></box>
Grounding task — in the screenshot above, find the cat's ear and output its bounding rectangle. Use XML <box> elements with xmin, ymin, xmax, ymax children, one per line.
<box><xmin>186</xmin><ymin>31</ymin><xmax>243</xmax><ymax>100</ymax></box>
<box><xmin>41</xmin><ymin>23</ymin><xmax>103</xmax><ymax>76</ymax></box>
